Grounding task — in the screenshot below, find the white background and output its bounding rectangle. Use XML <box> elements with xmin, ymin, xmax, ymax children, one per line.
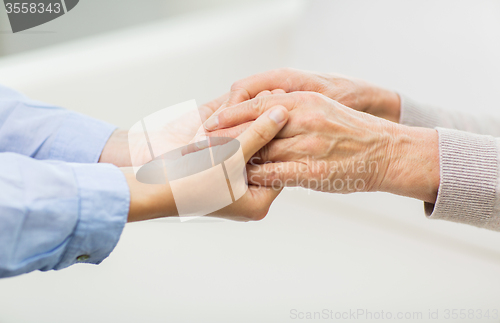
<box><xmin>0</xmin><ymin>1</ymin><xmax>500</xmax><ymax>322</ymax></box>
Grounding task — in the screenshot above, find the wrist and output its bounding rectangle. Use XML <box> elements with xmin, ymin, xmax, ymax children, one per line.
<box><xmin>122</xmin><ymin>168</ymin><xmax>178</xmax><ymax>222</ymax></box>
<box><xmin>379</xmin><ymin>125</ymin><xmax>440</xmax><ymax>203</ymax></box>
<box><xmin>99</xmin><ymin>129</ymin><xmax>132</xmax><ymax>167</ymax></box>
<box><xmin>364</xmin><ymin>86</ymin><xmax>401</xmax><ymax>123</ymax></box>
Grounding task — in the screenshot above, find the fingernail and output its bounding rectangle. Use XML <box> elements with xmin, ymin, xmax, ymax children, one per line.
<box><xmin>204</xmin><ymin>115</ymin><xmax>219</xmax><ymax>130</ymax></box>
<box><xmin>269</xmin><ymin>108</ymin><xmax>286</xmax><ymax>124</ymax></box>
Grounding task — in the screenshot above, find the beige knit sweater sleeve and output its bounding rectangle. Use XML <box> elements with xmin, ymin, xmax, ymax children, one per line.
<box><xmin>399</xmin><ymin>96</ymin><xmax>500</xmax><ymax>231</ymax></box>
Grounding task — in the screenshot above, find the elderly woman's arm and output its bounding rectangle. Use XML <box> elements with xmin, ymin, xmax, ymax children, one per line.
<box><xmin>399</xmin><ymin>95</ymin><xmax>500</xmax><ymax>229</ymax></box>
<box><xmin>212</xmin><ymin>68</ymin><xmax>500</xmax><ymax>231</ymax></box>
<box><xmin>205</xmin><ymin>90</ymin><xmax>500</xmax><ymax>231</ymax></box>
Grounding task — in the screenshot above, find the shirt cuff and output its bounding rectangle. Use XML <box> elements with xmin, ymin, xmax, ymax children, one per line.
<box><xmin>399</xmin><ymin>94</ymin><xmax>442</xmax><ymax>128</ymax></box>
<box><xmin>54</xmin><ymin>163</ymin><xmax>129</xmax><ymax>269</ymax></box>
<box><xmin>49</xmin><ymin>112</ymin><xmax>117</xmax><ymax>163</ymax></box>
<box><xmin>424</xmin><ymin>127</ymin><xmax>500</xmax><ymax>230</ymax></box>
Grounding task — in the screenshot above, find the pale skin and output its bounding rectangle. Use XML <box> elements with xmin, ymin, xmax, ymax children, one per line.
<box><xmin>100</xmin><ymin>67</ymin><xmax>440</xmax><ymax>223</ymax></box>
<box><xmin>99</xmin><ymin>95</ymin><xmax>290</xmax><ymax>222</ymax></box>
<box><xmin>203</xmin><ymin>68</ymin><xmax>440</xmax><ymax>204</ymax></box>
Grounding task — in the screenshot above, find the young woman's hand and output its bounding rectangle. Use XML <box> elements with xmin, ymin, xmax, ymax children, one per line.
<box><xmin>124</xmin><ymin>105</ymin><xmax>290</xmax><ymax>222</ymax></box>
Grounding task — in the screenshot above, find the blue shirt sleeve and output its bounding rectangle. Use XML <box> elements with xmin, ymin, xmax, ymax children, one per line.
<box><xmin>0</xmin><ymin>85</ymin><xmax>130</xmax><ymax>278</ymax></box>
<box><xmin>0</xmin><ymin>153</ymin><xmax>129</xmax><ymax>278</ymax></box>
<box><xmin>0</xmin><ymin>84</ymin><xmax>116</xmax><ymax>163</ymax></box>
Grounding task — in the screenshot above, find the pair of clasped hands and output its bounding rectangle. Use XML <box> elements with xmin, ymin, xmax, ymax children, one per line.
<box><xmin>106</xmin><ymin>68</ymin><xmax>440</xmax><ymax>222</ymax></box>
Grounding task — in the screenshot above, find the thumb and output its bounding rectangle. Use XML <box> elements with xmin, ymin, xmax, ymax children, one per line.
<box><xmin>237</xmin><ymin>105</ymin><xmax>288</xmax><ymax>162</ymax></box>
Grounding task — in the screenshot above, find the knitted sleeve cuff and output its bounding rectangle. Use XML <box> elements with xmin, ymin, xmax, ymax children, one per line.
<box><xmin>424</xmin><ymin>127</ymin><xmax>500</xmax><ymax>230</ymax></box>
<box><xmin>399</xmin><ymin>95</ymin><xmax>443</xmax><ymax>128</ymax></box>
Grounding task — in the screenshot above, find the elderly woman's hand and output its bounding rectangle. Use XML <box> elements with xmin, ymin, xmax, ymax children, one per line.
<box><xmin>205</xmin><ymin>92</ymin><xmax>440</xmax><ymax>203</ymax></box>
<box><xmin>219</xmin><ymin>68</ymin><xmax>402</xmax><ymax>123</ymax></box>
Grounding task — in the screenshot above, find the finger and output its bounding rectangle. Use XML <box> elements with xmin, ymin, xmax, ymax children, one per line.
<box><xmin>271</xmin><ymin>89</ymin><xmax>286</xmax><ymax>95</ymax></box>
<box><xmin>189</xmin><ymin>107</ymin><xmax>290</xmax><ymax>157</ymax></box>
<box><xmin>204</xmin><ymin>92</ymin><xmax>301</xmax><ymax>131</ymax></box>
<box><xmin>246</xmin><ymin>162</ymin><xmax>307</xmax><ymax>188</ymax></box>
<box><xmin>181</xmin><ymin>136</ymin><xmax>210</xmax><ymax>156</ymax></box>
<box><xmin>192</xmin><ymin>93</ymin><xmax>230</xmax><ymax>141</ymax></box>
<box><xmin>203</xmin><ymin>89</ymin><xmax>291</xmax><ymax>132</ymax></box>
<box><xmin>255</xmin><ymin>90</ymin><xmax>273</xmax><ymax>98</ymax></box>
<box><xmin>205</xmin><ymin>87</ymin><xmax>283</xmax><ymax>128</ymax></box>
<box><xmin>205</xmin><ymin>86</ymin><xmax>273</xmax><ymax>126</ymax></box>
<box><xmin>186</xmin><ymin>123</ymin><xmax>300</xmax><ymax>158</ymax></box>
<box><xmin>206</xmin><ymin>122</ymin><xmax>252</xmax><ymax>139</ymax></box>
<box><xmin>237</xmin><ymin>105</ymin><xmax>289</xmax><ymax>162</ymax></box>
<box><xmin>186</xmin><ymin>137</ymin><xmax>300</xmax><ymax>163</ymax></box>
<box><xmin>198</xmin><ymin>92</ymin><xmax>229</xmax><ymax>123</ymax></box>
<box><xmin>226</xmin><ymin>69</ymin><xmax>300</xmax><ymax>107</ymax></box>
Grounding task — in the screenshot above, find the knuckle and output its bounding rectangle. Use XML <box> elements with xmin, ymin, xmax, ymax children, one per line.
<box><xmin>290</xmin><ymin>91</ymin><xmax>315</xmax><ymax>104</ymax></box>
<box><xmin>230</xmin><ymin>80</ymin><xmax>243</xmax><ymax>92</ymax></box>
<box><xmin>250</xmin><ymin>97</ymin><xmax>263</xmax><ymax>112</ymax></box>
<box><xmin>256</xmin><ymin>90</ymin><xmax>271</xmax><ymax>98</ymax></box>
<box><xmin>304</xmin><ymin>91</ymin><xmax>324</xmax><ymax>103</ymax></box>
<box><xmin>251</xmin><ymin>126</ymin><xmax>272</xmax><ymax>144</ymax></box>
<box><xmin>257</xmin><ymin>145</ymin><xmax>269</xmax><ymax>162</ymax></box>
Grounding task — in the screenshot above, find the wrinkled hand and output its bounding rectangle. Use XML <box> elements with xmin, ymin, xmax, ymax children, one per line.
<box><xmin>209</xmin><ymin>68</ymin><xmax>401</xmax><ymax>123</ymax></box>
<box><xmin>205</xmin><ymin>92</ymin><xmax>439</xmax><ymax>203</ymax></box>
